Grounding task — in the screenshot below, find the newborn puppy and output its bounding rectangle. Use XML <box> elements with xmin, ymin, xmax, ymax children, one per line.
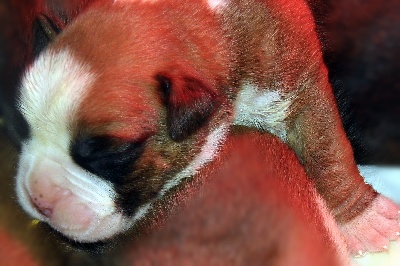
<box><xmin>126</xmin><ymin>128</ymin><xmax>350</xmax><ymax>266</ymax></box>
<box><xmin>15</xmin><ymin>0</ymin><xmax>399</xmax><ymax>255</ymax></box>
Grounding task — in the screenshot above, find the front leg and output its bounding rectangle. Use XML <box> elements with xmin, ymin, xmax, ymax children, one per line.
<box><xmin>286</xmin><ymin>77</ymin><xmax>400</xmax><ymax>255</ymax></box>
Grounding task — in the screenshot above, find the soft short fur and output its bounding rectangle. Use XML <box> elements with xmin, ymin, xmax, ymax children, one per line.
<box><xmin>126</xmin><ymin>127</ymin><xmax>350</xmax><ymax>266</ymax></box>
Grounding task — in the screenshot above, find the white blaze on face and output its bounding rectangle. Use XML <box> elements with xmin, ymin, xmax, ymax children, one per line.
<box><xmin>19</xmin><ymin>49</ymin><xmax>92</xmax><ymax>149</ymax></box>
<box><xmin>16</xmin><ymin>48</ymin><xmax>131</xmax><ymax>242</ymax></box>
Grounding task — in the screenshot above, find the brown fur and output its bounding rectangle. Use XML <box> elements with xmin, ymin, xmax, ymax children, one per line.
<box><xmin>126</xmin><ymin>128</ymin><xmax>346</xmax><ymax>266</ymax></box>
<box><xmin>219</xmin><ymin>0</ymin><xmax>377</xmax><ymax>223</ymax></box>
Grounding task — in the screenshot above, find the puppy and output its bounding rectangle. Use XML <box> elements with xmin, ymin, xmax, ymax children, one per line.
<box><xmin>15</xmin><ymin>0</ymin><xmax>399</xmax><ymax>255</ymax></box>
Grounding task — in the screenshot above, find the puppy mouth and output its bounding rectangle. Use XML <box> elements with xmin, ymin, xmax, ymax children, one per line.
<box><xmin>15</xmin><ymin>141</ymin><xmax>134</xmax><ymax>242</ymax></box>
<box><xmin>24</xmin><ymin>181</ymin><xmax>127</xmax><ymax>242</ymax></box>
<box><xmin>50</xmin><ymin>209</ymin><xmax>127</xmax><ymax>243</ymax></box>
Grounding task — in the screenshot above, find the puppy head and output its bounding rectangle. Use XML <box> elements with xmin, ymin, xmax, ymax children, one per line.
<box><xmin>15</xmin><ymin>1</ymin><xmax>231</xmax><ymax>242</ymax></box>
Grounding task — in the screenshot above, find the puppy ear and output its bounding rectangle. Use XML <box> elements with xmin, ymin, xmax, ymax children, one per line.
<box><xmin>156</xmin><ymin>74</ymin><xmax>219</xmax><ymax>141</ymax></box>
<box><xmin>33</xmin><ymin>13</ymin><xmax>65</xmax><ymax>57</ymax></box>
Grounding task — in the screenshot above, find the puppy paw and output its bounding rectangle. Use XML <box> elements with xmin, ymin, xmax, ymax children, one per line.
<box><xmin>339</xmin><ymin>194</ymin><xmax>400</xmax><ymax>257</ymax></box>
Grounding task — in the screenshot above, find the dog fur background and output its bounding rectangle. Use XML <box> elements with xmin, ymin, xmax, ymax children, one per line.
<box><xmin>308</xmin><ymin>0</ymin><xmax>400</xmax><ymax>165</ymax></box>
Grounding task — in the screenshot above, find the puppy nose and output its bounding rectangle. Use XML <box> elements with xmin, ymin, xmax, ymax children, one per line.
<box><xmin>29</xmin><ymin>174</ymin><xmax>71</xmax><ymax>218</ymax></box>
<box><xmin>31</xmin><ymin>198</ymin><xmax>53</xmax><ymax>218</ymax></box>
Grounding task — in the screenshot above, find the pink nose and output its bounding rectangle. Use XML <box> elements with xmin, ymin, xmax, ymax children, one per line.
<box><xmin>29</xmin><ymin>172</ymin><xmax>71</xmax><ymax>218</ymax></box>
<box><xmin>31</xmin><ymin>196</ymin><xmax>54</xmax><ymax>218</ymax></box>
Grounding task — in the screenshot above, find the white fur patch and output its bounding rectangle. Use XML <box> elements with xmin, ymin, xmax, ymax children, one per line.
<box><xmin>16</xmin><ymin>48</ymin><xmax>132</xmax><ymax>241</ymax></box>
<box><xmin>15</xmin><ymin>143</ymin><xmax>131</xmax><ymax>241</ymax></box>
<box><xmin>131</xmin><ymin>123</ymin><xmax>229</xmax><ymax>224</ymax></box>
<box><xmin>18</xmin><ymin>49</ymin><xmax>94</xmax><ymax>150</ymax></box>
<box><xmin>16</xmin><ymin>144</ymin><xmax>116</xmax><ymax>219</ymax></box>
<box><xmin>206</xmin><ymin>0</ymin><xmax>228</xmax><ymax>11</ymax></box>
<box><xmin>233</xmin><ymin>82</ymin><xmax>291</xmax><ymax>141</ymax></box>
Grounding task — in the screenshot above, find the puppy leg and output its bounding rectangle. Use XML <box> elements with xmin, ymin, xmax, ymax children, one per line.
<box><xmin>286</xmin><ymin>79</ymin><xmax>400</xmax><ymax>255</ymax></box>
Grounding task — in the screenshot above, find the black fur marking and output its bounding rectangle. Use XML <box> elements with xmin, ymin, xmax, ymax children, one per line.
<box><xmin>116</xmin><ymin>188</ymin><xmax>157</xmax><ymax>217</ymax></box>
<box><xmin>157</xmin><ymin>75</ymin><xmax>217</xmax><ymax>141</ymax></box>
<box><xmin>155</xmin><ymin>75</ymin><xmax>171</xmax><ymax>103</ymax></box>
<box><xmin>70</xmin><ymin>136</ymin><xmax>145</xmax><ymax>185</ymax></box>
<box><xmin>168</xmin><ymin>95</ymin><xmax>215</xmax><ymax>141</ymax></box>
<box><xmin>115</xmin><ymin>165</ymin><xmax>167</xmax><ymax>217</ymax></box>
<box><xmin>33</xmin><ymin>13</ymin><xmax>64</xmax><ymax>57</ymax></box>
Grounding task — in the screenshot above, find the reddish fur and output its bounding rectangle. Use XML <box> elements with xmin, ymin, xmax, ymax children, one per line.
<box><xmin>0</xmin><ymin>225</ymin><xmax>38</xmax><ymax>266</ymax></box>
<box><xmin>126</xmin><ymin>129</ymin><xmax>345</xmax><ymax>266</ymax></box>
<box><xmin>160</xmin><ymin>66</ymin><xmax>219</xmax><ymax>107</ymax></box>
<box><xmin>49</xmin><ymin>1</ymin><xmax>230</xmax><ymax>140</ymax></box>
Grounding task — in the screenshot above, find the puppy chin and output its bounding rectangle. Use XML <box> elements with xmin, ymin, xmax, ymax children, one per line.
<box><xmin>15</xmin><ymin>141</ymin><xmax>131</xmax><ymax>242</ymax></box>
<box><xmin>50</xmin><ymin>209</ymin><xmax>129</xmax><ymax>243</ymax></box>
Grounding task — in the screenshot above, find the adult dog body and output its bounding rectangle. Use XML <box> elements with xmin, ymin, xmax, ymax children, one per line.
<box><xmin>15</xmin><ymin>0</ymin><xmax>399</xmax><ymax>255</ymax></box>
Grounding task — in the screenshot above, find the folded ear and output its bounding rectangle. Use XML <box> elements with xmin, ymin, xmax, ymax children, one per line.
<box><xmin>156</xmin><ymin>74</ymin><xmax>219</xmax><ymax>141</ymax></box>
<box><xmin>33</xmin><ymin>13</ymin><xmax>65</xmax><ymax>57</ymax></box>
